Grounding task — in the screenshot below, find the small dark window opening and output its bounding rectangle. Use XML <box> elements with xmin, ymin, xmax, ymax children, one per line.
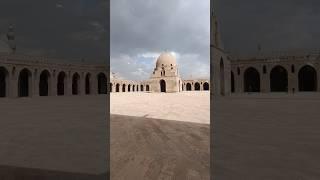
<box><xmin>237</xmin><ymin>67</ymin><xmax>240</xmax><ymax>75</ymax></box>
<box><xmin>263</xmin><ymin>66</ymin><xmax>267</xmax><ymax>74</ymax></box>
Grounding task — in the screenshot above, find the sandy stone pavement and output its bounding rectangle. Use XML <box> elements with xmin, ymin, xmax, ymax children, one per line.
<box><xmin>213</xmin><ymin>93</ymin><xmax>320</xmax><ymax>180</ymax></box>
<box><xmin>111</xmin><ymin>114</ymin><xmax>210</xmax><ymax>180</ymax></box>
<box><xmin>0</xmin><ymin>95</ymin><xmax>108</xmax><ymax>179</ymax></box>
<box><xmin>110</xmin><ymin>92</ymin><xmax>210</xmax><ymax>179</ymax></box>
<box><xmin>111</xmin><ymin>91</ymin><xmax>210</xmax><ymax>124</ymax></box>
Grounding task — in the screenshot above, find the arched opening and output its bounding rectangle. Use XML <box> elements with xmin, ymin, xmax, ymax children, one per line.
<box><xmin>39</xmin><ymin>70</ymin><xmax>50</xmax><ymax>96</ymax></box>
<box><xmin>231</xmin><ymin>71</ymin><xmax>235</xmax><ymax>92</ymax></box>
<box><xmin>116</xmin><ymin>83</ymin><xmax>120</xmax><ymax>92</ymax></box>
<box><xmin>110</xmin><ymin>83</ymin><xmax>113</xmax><ymax>92</ymax></box>
<box><xmin>0</xmin><ymin>67</ymin><xmax>8</xmax><ymax>97</ymax></box>
<box><xmin>132</xmin><ymin>85</ymin><xmax>135</xmax><ymax>92</ymax></box>
<box><xmin>146</xmin><ymin>85</ymin><xmax>150</xmax><ymax>91</ymax></box>
<box><xmin>203</xmin><ymin>82</ymin><xmax>209</xmax><ymax>91</ymax></box>
<box><xmin>140</xmin><ymin>85</ymin><xmax>144</xmax><ymax>91</ymax></box>
<box><xmin>160</xmin><ymin>79</ymin><xmax>166</xmax><ymax>92</ymax></box>
<box><xmin>195</xmin><ymin>82</ymin><xmax>200</xmax><ymax>91</ymax></box>
<box><xmin>97</xmin><ymin>73</ymin><xmax>107</xmax><ymax>94</ymax></box>
<box><xmin>122</xmin><ymin>84</ymin><xmax>126</xmax><ymax>92</ymax></box>
<box><xmin>85</xmin><ymin>73</ymin><xmax>91</xmax><ymax>95</ymax></box>
<box><xmin>220</xmin><ymin>58</ymin><xmax>225</xmax><ymax>95</ymax></box>
<box><xmin>298</xmin><ymin>65</ymin><xmax>317</xmax><ymax>91</ymax></box>
<box><xmin>72</xmin><ymin>73</ymin><xmax>80</xmax><ymax>95</ymax></box>
<box><xmin>136</xmin><ymin>85</ymin><xmax>139</xmax><ymax>91</ymax></box>
<box><xmin>186</xmin><ymin>83</ymin><xmax>192</xmax><ymax>91</ymax></box>
<box><xmin>270</xmin><ymin>66</ymin><xmax>288</xmax><ymax>92</ymax></box>
<box><xmin>128</xmin><ymin>84</ymin><xmax>131</xmax><ymax>92</ymax></box>
<box><xmin>18</xmin><ymin>68</ymin><xmax>32</xmax><ymax>97</ymax></box>
<box><xmin>182</xmin><ymin>84</ymin><xmax>184</xmax><ymax>91</ymax></box>
<box><xmin>244</xmin><ymin>67</ymin><xmax>260</xmax><ymax>92</ymax></box>
<box><xmin>57</xmin><ymin>72</ymin><xmax>66</xmax><ymax>95</ymax></box>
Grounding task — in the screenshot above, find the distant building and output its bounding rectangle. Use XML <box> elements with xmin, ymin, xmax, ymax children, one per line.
<box><xmin>212</xmin><ymin>9</ymin><xmax>320</xmax><ymax>96</ymax></box>
<box><xmin>0</xmin><ymin>26</ymin><xmax>108</xmax><ymax>98</ymax></box>
<box><xmin>110</xmin><ymin>52</ymin><xmax>210</xmax><ymax>93</ymax></box>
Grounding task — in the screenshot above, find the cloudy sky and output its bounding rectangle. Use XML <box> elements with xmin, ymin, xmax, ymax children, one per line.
<box><xmin>0</xmin><ymin>0</ymin><xmax>107</xmax><ymax>63</ymax></box>
<box><xmin>111</xmin><ymin>0</ymin><xmax>210</xmax><ymax>80</ymax></box>
<box><xmin>215</xmin><ymin>0</ymin><xmax>320</xmax><ymax>56</ymax></box>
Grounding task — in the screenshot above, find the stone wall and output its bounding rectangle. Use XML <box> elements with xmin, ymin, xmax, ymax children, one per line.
<box><xmin>0</xmin><ymin>53</ymin><xmax>108</xmax><ymax>98</ymax></box>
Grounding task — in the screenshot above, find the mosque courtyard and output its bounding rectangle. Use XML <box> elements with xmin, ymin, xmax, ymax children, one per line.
<box><xmin>0</xmin><ymin>95</ymin><xmax>108</xmax><ymax>179</ymax></box>
<box><xmin>110</xmin><ymin>91</ymin><xmax>210</xmax><ymax>179</ymax></box>
<box><xmin>213</xmin><ymin>93</ymin><xmax>320</xmax><ymax>179</ymax></box>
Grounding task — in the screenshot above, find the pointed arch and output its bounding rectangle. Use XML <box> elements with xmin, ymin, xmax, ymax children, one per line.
<box><xmin>57</xmin><ymin>71</ymin><xmax>66</xmax><ymax>95</ymax></box>
<box><xmin>160</xmin><ymin>80</ymin><xmax>166</xmax><ymax>92</ymax></box>
<box><xmin>270</xmin><ymin>65</ymin><xmax>288</xmax><ymax>92</ymax></box>
<box><xmin>72</xmin><ymin>72</ymin><xmax>80</xmax><ymax>95</ymax></box>
<box><xmin>195</xmin><ymin>82</ymin><xmax>200</xmax><ymax>91</ymax></box>
<box><xmin>85</xmin><ymin>73</ymin><xmax>91</xmax><ymax>95</ymax></box>
<box><xmin>244</xmin><ymin>67</ymin><xmax>260</xmax><ymax>92</ymax></box>
<box><xmin>18</xmin><ymin>68</ymin><xmax>32</xmax><ymax>97</ymax></box>
<box><xmin>298</xmin><ymin>65</ymin><xmax>317</xmax><ymax>91</ymax></box>
<box><xmin>97</xmin><ymin>73</ymin><xmax>107</xmax><ymax>94</ymax></box>
<box><xmin>0</xmin><ymin>67</ymin><xmax>9</xmax><ymax>97</ymax></box>
<box><xmin>231</xmin><ymin>71</ymin><xmax>235</xmax><ymax>93</ymax></box>
<box><xmin>39</xmin><ymin>70</ymin><xmax>51</xmax><ymax>96</ymax></box>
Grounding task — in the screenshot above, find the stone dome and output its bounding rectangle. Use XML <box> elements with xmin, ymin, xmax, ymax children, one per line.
<box><xmin>156</xmin><ymin>52</ymin><xmax>177</xmax><ymax>68</ymax></box>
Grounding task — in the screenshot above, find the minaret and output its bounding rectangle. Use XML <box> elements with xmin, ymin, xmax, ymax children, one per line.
<box><xmin>211</xmin><ymin>2</ymin><xmax>223</xmax><ymax>49</ymax></box>
<box><xmin>6</xmin><ymin>24</ymin><xmax>16</xmax><ymax>53</ymax></box>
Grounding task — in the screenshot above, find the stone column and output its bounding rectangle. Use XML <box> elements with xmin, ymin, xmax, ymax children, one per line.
<box><xmin>92</xmin><ymin>74</ymin><xmax>98</xmax><ymax>95</ymax></box>
<box><xmin>67</xmin><ymin>71</ymin><xmax>72</xmax><ymax>96</ymax></box>
<box><xmin>32</xmin><ymin>69</ymin><xmax>38</xmax><ymax>97</ymax></box>
<box><xmin>80</xmin><ymin>73</ymin><xmax>85</xmax><ymax>96</ymax></box>
<box><xmin>51</xmin><ymin>72</ymin><xmax>57</xmax><ymax>96</ymax></box>
<box><xmin>288</xmin><ymin>71</ymin><xmax>297</xmax><ymax>93</ymax></box>
<box><xmin>261</xmin><ymin>72</ymin><xmax>268</xmax><ymax>93</ymax></box>
<box><xmin>238</xmin><ymin>69</ymin><xmax>244</xmax><ymax>93</ymax></box>
<box><xmin>10</xmin><ymin>69</ymin><xmax>18</xmax><ymax>98</ymax></box>
<box><xmin>111</xmin><ymin>83</ymin><xmax>115</xmax><ymax>93</ymax></box>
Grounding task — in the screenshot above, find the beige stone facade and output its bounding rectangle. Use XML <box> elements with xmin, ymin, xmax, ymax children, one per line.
<box><xmin>211</xmin><ymin>11</ymin><xmax>231</xmax><ymax>96</ymax></box>
<box><xmin>230</xmin><ymin>53</ymin><xmax>320</xmax><ymax>93</ymax></box>
<box><xmin>0</xmin><ymin>53</ymin><xmax>108</xmax><ymax>98</ymax></box>
<box><xmin>111</xmin><ymin>52</ymin><xmax>210</xmax><ymax>93</ymax></box>
<box><xmin>211</xmin><ymin>10</ymin><xmax>320</xmax><ymax>96</ymax></box>
<box><xmin>0</xmin><ymin>26</ymin><xmax>108</xmax><ymax>98</ymax></box>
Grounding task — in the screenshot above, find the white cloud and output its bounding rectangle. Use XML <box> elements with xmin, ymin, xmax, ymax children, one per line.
<box><xmin>137</xmin><ymin>52</ymin><xmax>161</xmax><ymax>59</ymax></box>
<box><xmin>111</xmin><ymin>0</ymin><xmax>210</xmax><ymax>80</ymax></box>
<box><xmin>56</xmin><ymin>3</ymin><xmax>64</xmax><ymax>8</ymax></box>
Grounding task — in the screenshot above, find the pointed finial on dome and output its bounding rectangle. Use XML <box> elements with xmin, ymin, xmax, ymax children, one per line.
<box><xmin>7</xmin><ymin>24</ymin><xmax>15</xmax><ymax>40</ymax></box>
<box><xmin>7</xmin><ymin>24</ymin><xmax>16</xmax><ymax>53</ymax></box>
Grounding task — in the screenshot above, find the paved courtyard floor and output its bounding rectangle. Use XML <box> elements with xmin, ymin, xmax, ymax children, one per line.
<box><xmin>0</xmin><ymin>95</ymin><xmax>108</xmax><ymax>179</ymax></box>
<box><xmin>110</xmin><ymin>92</ymin><xmax>210</xmax><ymax>179</ymax></box>
<box><xmin>213</xmin><ymin>93</ymin><xmax>320</xmax><ymax>180</ymax></box>
<box><xmin>111</xmin><ymin>91</ymin><xmax>210</xmax><ymax>124</ymax></box>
